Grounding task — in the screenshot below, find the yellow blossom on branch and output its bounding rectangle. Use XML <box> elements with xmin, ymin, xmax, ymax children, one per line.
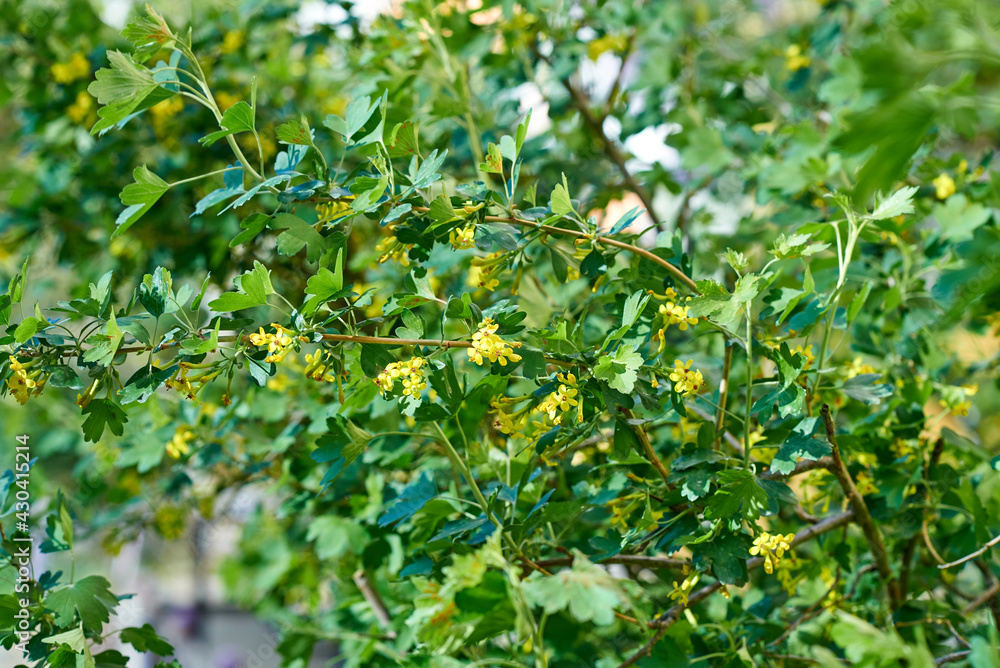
<box><xmin>249</xmin><ymin>323</ymin><xmax>296</xmax><ymax>363</ymax></box>
<box><xmin>166</xmin><ymin>427</ymin><xmax>195</xmax><ymax>459</ymax></box>
<box><xmin>933</xmin><ymin>173</ymin><xmax>956</xmax><ymax>200</ymax></box>
<box><xmin>749</xmin><ymin>531</ymin><xmax>795</xmax><ymax>575</ymax></box>
<box><xmin>449</xmin><ymin>224</ymin><xmax>476</xmax><ymax>250</ymax></box>
<box><xmin>375</xmin><ymin>357</ymin><xmax>428</xmax><ymax>400</ymax></box>
<box><xmin>468</xmin><ymin>318</ymin><xmax>522</xmax><ymax>366</ymax></box>
<box><xmin>668</xmin><ymin>359</ymin><xmax>705</xmax><ymax>397</ymax></box>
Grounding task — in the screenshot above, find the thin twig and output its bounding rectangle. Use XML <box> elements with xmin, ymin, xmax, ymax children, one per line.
<box><xmin>820</xmin><ymin>404</ymin><xmax>902</xmax><ymax>608</ymax></box>
<box><xmin>938</xmin><ymin>533</ymin><xmax>1000</xmax><ymax>570</ymax></box>
<box><xmin>615</xmin><ymin>511</ymin><xmax>855</xmax><ymax>668</ymax></box>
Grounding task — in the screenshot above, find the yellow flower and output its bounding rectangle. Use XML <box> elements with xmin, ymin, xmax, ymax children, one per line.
<box><xmin>791</xmin><ymin>344</ymin><xmax>815</xmax><ymax>369</ymax></box>
<box><xmin>449</xmin><ymin>224</ymin><xmax>476</xmax><ymax>250</ymax></box>
<box><xmin>375</xmin><ymin>357</ymin><xmax>427</xmax><ymax>401</ymax></box>
<box><xmin>537</xmin><ymin>378</ymin><xmax>580</xmax><ymax>425</ymax></box>
<box><xmin>658</xmin><ymin>302</ymin><xmax>698</xmax><ymax>331</ymax></box>
<box><xmin>51</xmin><ymin>52</ymin><xmax>90</xmax><ymax>84</ymax></box>
<box><xmin>784</xmin><ymin>44</ymin><xmax>811</xmax><ymax>71</ymax></box>
<box><xmin>468</xmin><ymin>318</ymin><xmax>522</xmax><ymax>367</ymax></box>
<box><xmin>166</xmin><ymin>428</ymin><xmax>195</xmax><ymax>459</ymax></box>
<box><xmin>249</xmin><ymin>324</ymin><xmax>296</xmax><ymax>363</ymax></box>
<box><xmin>845</xmin><ymin>357</ymin><xmax>875</xmax><ymax>379</ymax></box>
<box><xmin>67</xmin><ymin>90</ymin><xmax>94</xmax><ymax>124</ymax></box>
<box><xmin>668</xmin><ymin>359</ymin><xmax>705</xmax><ymax>397</ymax></box>
<box><xmin>5</xmin><ymin>356</ymin><xmax>46</xmax><ymax>405</ymax></box>
<box><xmin>376</xmin><ymin>232</ymin><xmax>413</xmax><ymax>266</ymax></box>
<box><xmin>303</xmin><ymin>350</ymin><xmax>337</xmax><ymax>383</ymax></box>
<box><xmin>933</xmin><ymin>173</ymin><xmax>956</xmax><ymax>200</ymax></box>
<box><xmin>855</xmin><ymin>472</ymin><xmax>880</xmax><ymax>496</ymax></box>
<box><xmin>317</xmin><ymin>199</ymin><xmax>354</xmax><ymax>226</ymax></box>
<box><xmin>220</xmin><ymin>30</ymin><xmax>245</xmax><ymax>54</ymax></box>
<box><xmin>749</xmin><ymin>531</ymin><xmax>795</xmax><ymax>575</ymax></box>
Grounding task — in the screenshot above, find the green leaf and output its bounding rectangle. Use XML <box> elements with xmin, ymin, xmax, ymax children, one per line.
<box><xmin>522</xmin><ymin>552</ymin><xmax>628</xmax><ymax>626</ymax></box>
<box><xmin>613</xmin><ymin>416</ymin><xmax>640</xmax><ymax>459</ymax></box>
<box><xmin>378</xmin><ymin>473</ymin><xmax>437</xmax><ymax>527</ymax></box>
<box><xmin>687</xmin><ymin>279</ymin><xmax>742</xmax><ymax>331</ymax></box>
<box><xmin>120</xmin><ymin>624</ymin><xmax>174</xmax><ymax>656</ymax></box>
<box><xmin>272</xmin><ymin>213</ymin><xmax>327</xmax><ymax>262</ymax></box>
<box><xmin>83</xmin><ymin>311</ymin><xmax>124</xmax><ymax>366</ymax></box>
<box><xmin>207</xmin><ymin>260</ymin><xmax>274</xmax><ymax>311</ymax></box>
<box><xmin>199</xmin><ymin>101</ymin><xmax>255</xmax><ymax>146</ymax></box>
<box><xmin>770</xmin><ymin>417</ymin><xmax>830</xmax><ymax>476</ymax></box>
<box><xmin>550</xmin><ymin>173</ymin><xmax>574</xmax><ymax>216</ymax></box>
<box><xmin>311</xmin><ymin>418</ymin><xmax>373</xmax><ymax>490</ymax></box>
<box><xmin>116</xmin><ymin>165</ymin><xmax>169</xmax><ymax>237</ymax></box>
<box><xmin>706</xmin><ymin>469</ymin><xmax>769</xmax><ymax>521</ymax></box>
<box><xmin>138</xmin><ymin>266</ymin><xmax>172</xmax><ymax>317</ymax></box>
<box><xmin>323</xmin><ymin>95</ymin><xmax>379</xmax><ymax>143</ymax></box>
<box><xmin>42</xmin><ymin>624</ymin><xmax>87</xmax><ymax>652</ymax></box>
<box><xmin>769</xmin><ymin>232</ymin><xmax>830</xmax><ymax>260</ymax></box>
<box><xmin>868</xmin><ymin>185</ymin><xmax>918</xmax><ymax>221</ymax></box>
<box><xmin>480</xmin><ymin>142</ymin><xmax>503</xmax><ymax>174</ymax></box>
<box><xmin>81</xmin><ymin>399</ymin><xmax>128</xmax><ymax>443</ymax></box>
<box><xmin>44</xmin><ymin>575</ymin><xmax>119</xmax><ymax>631</ymax></box>
<box><xmin>276</xmin><ymin>116</ymin><xmax>313</xmax><ymax>145</ymax></box>
<box><xmin>622</xmin><ymin>290</ymin><xmax>650</xmax><ymax>328</ymax></box>
<box><xmin>594</xmin><ymin>345</ymin><xmax>644</xmax><ymax>393</ymax></box>
<box><xmin>120</xmin><ymin>6</ymin><xmax>173</xmax><ymax>61</ymax></box>
<box><xmin>840</xmin><ymin>373</ymin><xmax>893</xmax><ymax>405</ymax></box>
<box><xmin>88</xmin><ymin>51</ymin><xmax>173</xmax><ymax>136</ymax></box>
<box><xmin>13</xmin><ymin>316</ymin><xmax>41</xmax><ymax>343</ymax></box>
<box><xmin>387</xmin><ymin>120</ymin><xmax>420</xmax><ymax>158</ymax></box>
<box><xmin>306</xmin><ymin>515</ymin><xmax>371</xmax><ymax>559</ymax></box>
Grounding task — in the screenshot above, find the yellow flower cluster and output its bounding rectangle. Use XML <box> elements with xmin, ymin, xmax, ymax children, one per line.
<box><xmin>5</xmin><ymin>356</ymin><xmax>45</xmax><ymax>405</ymax></box>
<box><xmin>375</xmin><ymin>357</ymin><xmax>427</xmax><ymax>400</ymax></box>
<box><xmin>749</xmin><ymin>531</ymin><xmax>795</xmax><ymax>574</ymax></box>
<box><xmin>317</xmin><ymin>199</ymin><xmax>354</xmax><ymax>227</ymax></box>
<box><xmin>791</xmin><ymin>344</ymin><xmax>814</xmax><ymax>368</ymax></box>
<box><xmin>536</xmin><ymin>373</ymin><xmax>581</xmax><ymax>425</ymax></box>
<box><xmin>669</xmin><ymin>359</ymin><xmax>705</xmax><ymax>397</ymax></box>
<box><xmin>855</xmin><ymin>472</ymin><xmax>880</xmax><ymax>496</ymax></box>
<box><xmin>249</xmin><ymin>323</ymin><xmax>297</xmax><ymax>363</ymax></box>
<box><xmin>51</xmin><ymin>52</ymin><xmax>90</xmax><ymax>84</ymax></box>
<box><xmin>166</xmin><ymin>427</ymin><xmax>195</xmax><ymax>459</ymax></box>
<box><xmin>845</xmin><ymin>356</ymin><xmax>875</xmax><ymax>379</ymax></box>
<box><xmin>939</xmin><ymin>382</ymin><xmax>977</xmax><ymax>417</ymax></box>
<box><xmin>933</xmin><ymin>173</ymin><xmax>956</xmax><ymax>200</ymax></box>
<box><xmin>659</xmin><ymin>301</ymin><xmax>698</xmax><ymax>331</ymax></box>
<box><xmin>468</xmin><ymin>318</ymin><xmax>522</xmax><ymax>366</ymax></box>
<box><xmin>470</xmin><ymin>252</ymin><xmax>505</xmax><ymax>291</ymax></box>
<box><xmin>784</xmin><ymin>44</ymin><xmax>810</xmax><ymax>71</ymax></box>
<box><xmin>376</xmin><ymin>231</ymin><xmax>413</xmax><ymax>266</ymax></box>
<box><xmin>164</xmin><ymin>363</ymin><xmax>219</xmax><ymax>401</ymax></box>
<box><xmin>304</xmin><ymin>350</ymin><xmax>337</xmax><ymax>383</ymax></box>
<box><xmin>668</xmin><ymin>569</ymin><xmax>701</xmax><ymax>606</ymax></box>
<box><xmin>449</xmin><ymin>225</ymin><xmax>476</xmax><ymax>250</ymax></box>
<box><xmin>490</xmin><ymin>398</ymin><xmax>525</xmax><ymax>436</ymax></box>
<box><xmin>67</xmin><ymin>91</ymin><xmax>94</xmax><ymax>124</ymax></box>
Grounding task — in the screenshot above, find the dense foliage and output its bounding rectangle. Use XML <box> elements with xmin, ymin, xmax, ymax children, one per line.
<box><xmin>2</xmin><ymin>1</ymin><xmax>1000</xmax><ymax>666</ymax></box>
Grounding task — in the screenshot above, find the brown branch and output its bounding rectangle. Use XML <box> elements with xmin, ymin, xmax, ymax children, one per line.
<box><xmin>532</xmin><ymin>554</ymin><xmax>690</xmax><ymax>571</ymax></box>
<box><xmin>759</xmin><ymin>457</ymin><xmax>833</xmax><ymax>480</ymax></box>
<box><xmin>561</xmin><ymin>78</ymin><xmax>661</xmax><ymax>228</ymax></box>
<box><xmin>938</xmin><ymin>533</ymin><xmax>1000</xmax><ymax>570</ymax></box>
<box><xmin>936</xmin><ymin>651</ymin><xmax>971</xmax><ymax>666</ymax></box>
<box><xmin>821</xmin><ymin>404</ymin><xmax>902</xmax><ymax>609</ymax></box>
<box><xmin>615</xmin><ymin>511</ymin><xmax>855</xmax><ymax>668</ymax></box>
<box><xmin>353</xmin><ymin>569</ymin><xmax>396</xmax><ymax>638</ymax></box>
<box><xmin>623</xmin><ymin>408</ymin><xmax>671</xmax><ymax>486</ymax></box>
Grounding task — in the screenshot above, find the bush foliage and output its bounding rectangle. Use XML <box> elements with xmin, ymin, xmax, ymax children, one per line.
<box><xmin>2</xmin><ymin>1</ymin><xmax>1000</xmax><ymax>667</ymax></box>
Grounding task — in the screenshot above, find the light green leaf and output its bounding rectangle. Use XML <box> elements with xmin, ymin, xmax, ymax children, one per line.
<box><xmin>43</xmin><ymin>575</ymin><xmax>119</xmax><ymax>631</ymax></box>
<box><xmin>550</xmin><ymin>173</ymin><xmax>574</xmax><ymax>216</ymax></box>
<box><xmin>594</xmin><ymin>345</ymin><xmax>644</xmax><ymax>393</ymax></box>
<box><xmin>116</xmin><ymin>165</ymin><xmax>169</xmax><ymax>237</ymax></box>
<box><xmin>523</xmin><ymin>553</ymin><xmax>628</xmax><ymax>626</ymax></box>
<box><xmin>869</xmin><ymin>186</ymin><xmax>918</xmax><ymax>221</ymax></box>
<box><xmin>199</xmin><ymin>101</ymin><xmax>256</xmax><ymax>146</ymax></box>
